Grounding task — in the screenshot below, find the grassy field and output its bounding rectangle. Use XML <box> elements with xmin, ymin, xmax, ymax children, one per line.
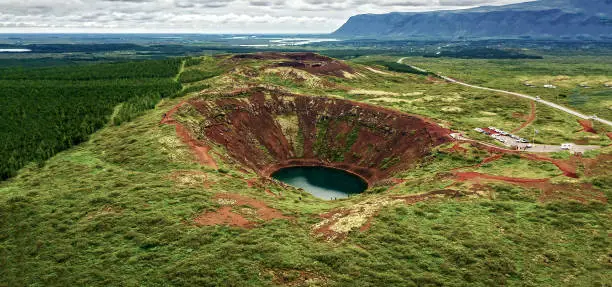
<box><xmin>379</xmin><ymin>56</ymin><xmax>612</xmax><ymax>120</ymax></box>
<box><xmin>1</xmin><ymin>53</ymin><xmax>610</xmax><ymax>286</ymax></box>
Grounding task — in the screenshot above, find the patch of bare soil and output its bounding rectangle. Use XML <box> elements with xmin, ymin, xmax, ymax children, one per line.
<box><xmin>365</xmin><ymin>66</ymin><xmax>390</xmax><ymax>75</ymax></box>
<box><xmin>161</xmin><ymin>102</ymin><xmax>218</xmax><ymax>169</ymax></box>
<box><xmin>193</xmin><ymin>193</ymin><xmax>290</xmax><ymax>228</ymax></box>
<box><xmin>169</xmin><ymin>170</ymin><xmax>214</xmax><ymax>188</ymax></box>
<box><xmin>194</xmin><ymin>206</ymin><xmax>252</xmax><ymax>228</ymax></box>
<box><xmin>312</xmin><ymin>190</ymin><xmax>460</xmax><ymax>241</ymax></box>
<box><xmin>453</xmin><ymin>172</ymin><xmax>549</xmax><ymax>183</ymax></box>
<box><xmin>536</xmin><ymin>182</ymin><xmax>607</xmax><ymax>204</ymax></box>
<box><xmin>230</xmin><ymin>52</ymin><xmax>355</xmax><ymax>78</ymax></box>
<box><xmin>450</xmin><ymin>170</ymin><xmax>606</xmax><ymax>204</ymax></box>
<box><xmin>578</xmin><ymin>119</ymin><xmax>597</xmax><ymax>134</ymax></box>
<box><xmin>581</xmin><ymin>153</ymin><xmax>612</xmax><ymax>177</ymax></box>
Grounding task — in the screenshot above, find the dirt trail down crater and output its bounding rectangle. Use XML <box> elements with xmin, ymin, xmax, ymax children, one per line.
<box><xmin>161</xmin><ymin>101</ymin><xmax>218</xmax><ymax>169</ymax></box>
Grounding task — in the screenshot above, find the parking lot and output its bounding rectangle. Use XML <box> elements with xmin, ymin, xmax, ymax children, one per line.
<box><xmin>472</xmin><ymin>127</ymin><xmax>601</xmax><ymax>154</ymax></box>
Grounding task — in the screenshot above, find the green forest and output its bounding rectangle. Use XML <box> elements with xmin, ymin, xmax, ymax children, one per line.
<box><xmin>0</xmin><ymin>59</ymin><xmax>183</xmax><ymax>180</ymax></box>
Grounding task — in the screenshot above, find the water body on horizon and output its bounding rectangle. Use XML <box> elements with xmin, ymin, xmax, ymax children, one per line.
<box><xmin>272</xmin><ymin>166</ymin><xmax>367</xmax><ymax>200</ymax></box>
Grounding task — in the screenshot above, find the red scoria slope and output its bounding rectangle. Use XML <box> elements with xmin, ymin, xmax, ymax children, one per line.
<box><xmin>175</xmin><ymin>87</ymin><xmax>451</xmax><ymax>185</ymax></box>
<box><xmin>229</xmin><ymin>52</ymin><xmax>355</xmax><ymax>78</ymax></box>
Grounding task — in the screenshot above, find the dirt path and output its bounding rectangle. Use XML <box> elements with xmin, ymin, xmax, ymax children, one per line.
<box><xmin>512</xmin><ymin>101</ymin><xmax>536</xmax><ymax>133</ymax></box>
<box><xmin>364</xmin><ymin>66</ymin><xmax>391</xmax><ymax>75</ymax></box>
<box><xmin>452</xmin><ymin>171</ymin><xmax>606</xmax><ymax>204</ymax></box>
<box><xmin>453</xmin><ymin>171</ymin><xmax>549</xmax><ymax>183</ymax></box>
<box><xmin>521</xmin><ymin>153</ymin><xmax>578</xmax><ymax>178</ymax></box>
<box><xmin>161</xmin><ymin>101</ymin><xmax>218</xmax><ymax>169</ymax></box>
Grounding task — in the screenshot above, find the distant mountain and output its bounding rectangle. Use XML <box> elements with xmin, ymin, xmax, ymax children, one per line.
<box><xmin>333</xmin><ymin>0</ymin><xmax>612</xmax><ymax>40</ymax></box>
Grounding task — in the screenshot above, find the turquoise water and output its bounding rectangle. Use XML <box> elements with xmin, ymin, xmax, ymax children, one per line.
<box><xmin>271</xmin><ymin>166</ymin><xmax>367</xmax><ymax>200</ymax></box>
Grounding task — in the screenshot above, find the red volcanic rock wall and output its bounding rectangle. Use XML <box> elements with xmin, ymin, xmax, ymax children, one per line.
<box><xmin>179</xmin><ymin>88</ymin><xmax>451</xmax><ymax>184</ymax></box>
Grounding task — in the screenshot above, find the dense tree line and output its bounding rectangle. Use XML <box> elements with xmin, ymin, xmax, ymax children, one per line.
<box><xmin>369</xmin><ymin>61</ymin><xmax>431</xmax><ymax>76</ymax></box>
<box><xmin>424</xmin><ymin>48</ymin><xmax>543</xmax><ymax>59</ymax></box>
<box><xmin>0</xmin><ymin>58</ymin><xmax>182</xmax><ymax>80</ymax></box>
<box><xmin>0</xmin><ymin>59</ymin><xmax>182</xmax><ymax>180</ymax></box>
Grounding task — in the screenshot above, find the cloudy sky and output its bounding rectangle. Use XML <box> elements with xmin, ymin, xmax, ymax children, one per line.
<box><xmin>0</xmin><ymin>0</ymin><xmax>532</xmax><ymax>33</ymax></box>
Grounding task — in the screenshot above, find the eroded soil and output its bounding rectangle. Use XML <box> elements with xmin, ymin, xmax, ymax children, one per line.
<box><xmin>193</xmin><ymin>193</ymin><xmax>290</xmax><ymax>228</ymax></box>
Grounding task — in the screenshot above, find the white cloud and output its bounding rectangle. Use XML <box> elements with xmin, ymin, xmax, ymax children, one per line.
<box><xmin>0</xmin><ymin>0</ymin><xmax>532</xmax><ymax>33</ymax></box>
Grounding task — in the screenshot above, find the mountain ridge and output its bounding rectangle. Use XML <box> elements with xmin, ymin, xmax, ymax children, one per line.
<box><xmin>333</xmin><ymin>0</ymin><xmax>612</xmax><ymax>40</ymax></box>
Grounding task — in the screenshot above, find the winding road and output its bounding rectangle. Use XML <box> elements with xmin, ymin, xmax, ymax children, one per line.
<box><xmin>397</xmin><ymin>57</ymin><xmax>612</xmax><ymax>127</ymax></box>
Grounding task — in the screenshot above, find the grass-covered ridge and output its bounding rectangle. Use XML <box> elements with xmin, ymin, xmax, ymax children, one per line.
<box><xmin>0</xmin><ymin>53</ymin><xmax>610</xmax><ymax>286</ymax></box>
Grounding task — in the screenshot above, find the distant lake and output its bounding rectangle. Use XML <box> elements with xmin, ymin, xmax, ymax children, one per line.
<box><xmin>235</xmin><ymin>37</ymin><xmax>339</xmax><ymax>47</ymax></box>
<box><xmin>272</xmin><ymin>166</ymin><xmax>367</xmax><ymax>200</ymax></box>
<box><xmin>0</xmin><ymin>49</ymin><xmax>31</xmax><ymax>53</ymax></box>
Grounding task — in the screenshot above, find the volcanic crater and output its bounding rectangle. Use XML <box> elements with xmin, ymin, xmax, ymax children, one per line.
<box><xmin>174</xmin><ymin>87</ymin><xmax>451</xmax><ymax>186</ymax></box>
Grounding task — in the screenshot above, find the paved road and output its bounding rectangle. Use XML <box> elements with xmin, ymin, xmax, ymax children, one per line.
<box><xmin>397</xmin><ymin>58</ymin><xmax>612</xmax><ymax>127</ymax></box>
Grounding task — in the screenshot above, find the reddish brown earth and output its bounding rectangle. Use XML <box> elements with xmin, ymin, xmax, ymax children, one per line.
<box><xmin>512</xmin><ymin>101</ymin><xmax>536</xmax><ymax>133</ymax></box>
<box><xmin>453</xmin><ymin>172</ymin><xmax>549</xmax><ymax>183</ymax></box>
<box><xmin>460</xmin><ymin>140</ymin><xmax>580</xmax><ymax>178</ymax></box>
<box><xmin>481</xmin><ymin>154</ymin><xmax>504</xmax><ymax>165</ymax></box>
<box><xmin>161</xmin><ymin>102</ymin><xmax>218</xmax><ymax>169</ymax></box>
<box><xmin>193</xmin><ymin>193</ymin><xmax>289</xmax><ymax>228</ymax></box>
<box><xmin>177</xmin><ymin>87</ymin><xmax>451</xmax><ymax>185</ymax></box>
<box><xmin>449</xmin><ymin>170</ymin><xmax>606</xmax><ymax>204</ymax></box>
<box><xmin>578</xmin><ymin>119</ymin><xmax>597</xmax><ymax>134</ymax></box>
<box><xmin>536</xmin><ymin>182</ymin><xmax>607</xmax><ymax>204</ymax></box>
<box><xmin>522</xmin><ymin>153</ymin><xmax>579</xmax><ymax>178</ymax></box>
<box><xmin>581</xmin><ymin>153</ymin><xmax>612</xmax><ymax>177</ymax></box>
<box><xmin>447</xmin><ymin>142</ymin><xmax>468</xmax><ymax>154</ymax></box>
<box><xmin>194</xmin><ymin>206</ymin><xmax>252</xmax><ymax>228</ymax></box>
<box><xmin>230</xmin><ymin>52</ymin><xmax>355</xmax><ymax>78</ymax></box>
